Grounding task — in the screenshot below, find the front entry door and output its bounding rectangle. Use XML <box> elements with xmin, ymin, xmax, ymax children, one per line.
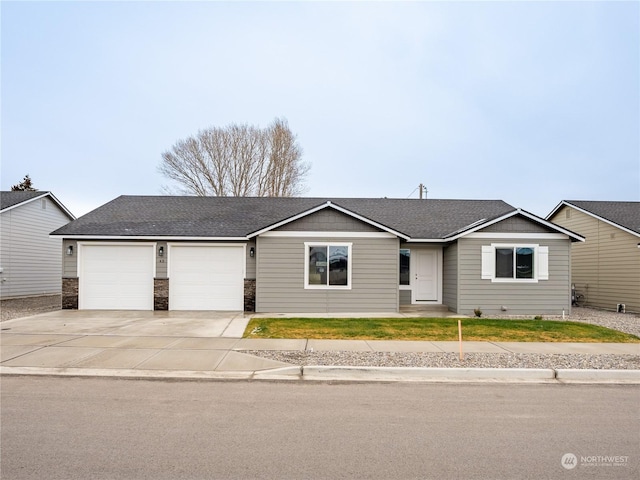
<box><xmin>415</xmin><ymin>250</ymin><xmax>438</xmax><ymax>301</ymax></box>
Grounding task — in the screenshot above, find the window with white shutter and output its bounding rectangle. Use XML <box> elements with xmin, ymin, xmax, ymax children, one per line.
<box><xmin>481</xmin><ymin>244</ymin><xmax>548</xmax><ymax>283</ymax></box>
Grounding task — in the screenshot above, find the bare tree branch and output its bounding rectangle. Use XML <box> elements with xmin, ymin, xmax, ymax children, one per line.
<box><xmin>159</xmin><ymin>118</ymin><xmax>308</xmax><ymax>197</ymax></box>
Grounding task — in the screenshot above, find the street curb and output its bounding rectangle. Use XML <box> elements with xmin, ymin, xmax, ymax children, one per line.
<box><xmin>252</xmin><ymin>366</ymin><xmax>303</xmax><ymax>380</ymax></box>
<box><xmin>301</xmin><ymin>366</ymin><xmax>556</xmax><ymax>382</ymax></box>
<box><xmin>2</xmin><ymin>365</ymin><xmax>640</xmax><ymax>384</ymax></box>
<box><xmin>556</xmin><ymin>369</ymin><xmax>640</xmax><ymax>383</ymax></box>
<box><xmin>0</xmin><ymin>366</ymin><xmax>255</xmax><ymax>380</ymax></box>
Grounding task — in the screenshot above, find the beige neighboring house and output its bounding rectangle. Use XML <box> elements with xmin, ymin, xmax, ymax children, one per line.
<box><xmin>547</xmin><ymin>200</ymin><xmax>640</xmax><ymax>313</ymax></box>
<box><xmin>0</xmin><ymin>191</ymin><xmax>75</xmax><ymax>299</ymax></box>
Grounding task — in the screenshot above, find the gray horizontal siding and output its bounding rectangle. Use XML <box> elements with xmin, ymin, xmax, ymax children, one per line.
<box><xmin>457</xmin><ymin>237</ymin><xmax>571</xmax><ymax>316</ymax></box>
<box><xmin>399</xmin><ymin>290</ymin><xmax>411</xmax><ymax>305</ymax></box>
<box><xmin>256</xmin><ymin>235</ymin><xmax>399</xmax><ymax>313</ymax></box>
<box><xmin>63</xmin><ymin>240</ymin><xmax>78</xmax><ymax>277</ymax></box>
<box><xmin>1</xmin><ymin>197</ymin><xmax>71</xmax><ymax>298</ymax></box>
<box><xmin>442</xmin><ymin>242</ymin><xmax>458</xmax><ymax>312</ymax></box>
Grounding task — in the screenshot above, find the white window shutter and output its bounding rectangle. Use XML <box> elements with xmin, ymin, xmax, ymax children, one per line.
<box><xmin>538</xmin><ymin>246</ymin><xmax>549</xmax><ymax>280</ymax></box>
<box><xmin>481</xmin><ymin>246</ymin><xmax>494</xmax><ymax>279</ymax></box>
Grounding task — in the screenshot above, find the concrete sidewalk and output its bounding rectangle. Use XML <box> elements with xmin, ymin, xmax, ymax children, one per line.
<box><xmin>1</xmin><ymin>310</ymin><xmax>639</xmax><ymax>383</ymax></box>
<box><xmin>2</xmin><ymin>331</ymin><xmax>639</xmax><ymax>383</ymax></box>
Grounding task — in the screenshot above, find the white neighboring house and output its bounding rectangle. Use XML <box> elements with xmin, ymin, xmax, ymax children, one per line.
<box><xmin>0</xmin><ymin>191</ymin><xmax>75</xmax><ymax>299</ymax></box>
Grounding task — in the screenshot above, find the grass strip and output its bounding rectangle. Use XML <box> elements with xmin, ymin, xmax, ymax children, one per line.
<box><xmin>244</xmin><ymin>317</ymin><xmax>640</xmax><ymax>343</ymax></box>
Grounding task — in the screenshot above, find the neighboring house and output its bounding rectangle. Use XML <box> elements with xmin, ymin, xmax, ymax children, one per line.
<box><xmin>547</xmin><ymin>200</ymin><xmax>640</xmax><ymax>313</ymax></box>
<box><xmin>51</xmin><ymin>196</ymin><xmax>583</xmax><ymax>315</ymax></box>
<box><xmin>0</xmin><ymin>191</ymin><xmax>75</xmax><ymax>299</ymax></box>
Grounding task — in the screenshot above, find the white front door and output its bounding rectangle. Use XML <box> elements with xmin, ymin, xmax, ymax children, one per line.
<box><xmin>415</xmin><ymin>250</ymin><xmax>438</xmax><ymax>301</ymax></box>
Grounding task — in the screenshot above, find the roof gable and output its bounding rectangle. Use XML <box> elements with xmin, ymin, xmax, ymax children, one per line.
<box><xmin>247</xmin><ymin>201</ymin><xmax>410</xmax><ymax>239</ymax></box>
<box><xmin>1</xmin><ymin>191</ymin><xmax>75</xmax><ymax>219</ymax></box>
<box><xmin>449</xmin><ymin>208</ymin><xmax>585</xmax><ymax>242</ymax></box>
<box><xmin>547</xmin><ymin>200</ymin><xmax>640</xmax><ymax>238</ymax></box>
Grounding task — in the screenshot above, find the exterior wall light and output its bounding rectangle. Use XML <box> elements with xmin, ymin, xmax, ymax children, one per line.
<box><xmin>66</xmin><ymin>245</ymin><xmax>73</xmax><ymax>256</ymax></box>
<box><xmin>249</xmin><ymin>247</ymin><xmax>255</xmax><ymax>258</ymax></box>
<box><xmin>158</xmin><ymin>246</ymin><xmax>164</xmax><ymax>257</ymax></box>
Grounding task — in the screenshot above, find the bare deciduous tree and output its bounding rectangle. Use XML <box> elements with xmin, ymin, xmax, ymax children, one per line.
<box><xmin>159</xmin><ymin>118</ymin><xmax>309</xmax><ymax>197</ymax></box>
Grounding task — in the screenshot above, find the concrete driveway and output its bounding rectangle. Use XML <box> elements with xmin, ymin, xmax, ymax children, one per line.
<box><xmin>0</xmin><ymin>310</ymin><xmax>252</xmax><ymax>338</ymax></box>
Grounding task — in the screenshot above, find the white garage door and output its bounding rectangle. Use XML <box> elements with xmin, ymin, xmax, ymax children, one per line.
<box><xmin>169</xmin><ymin>245</ymin><xmax>244</xmax><ymax>311</ymax></box>
<box><xmin>79</xmin><ymin>244</ymin><xmax>155</xmax><ymax>310</ymax></box>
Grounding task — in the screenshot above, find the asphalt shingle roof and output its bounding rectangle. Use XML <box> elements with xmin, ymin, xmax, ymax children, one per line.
<box><xmin>1</xmin><ymin>191</ymin><xmax>48</xmax><ymax>211</ymax></box>
<box><xmin>51</xmin><ymin>195</ymin><xmax>517</xmax><ymax>239</ymax></box>
<box><xmin>565</xmin><ymin>200</ymin><xmax>640</xmax><ymax>235</ymax></box>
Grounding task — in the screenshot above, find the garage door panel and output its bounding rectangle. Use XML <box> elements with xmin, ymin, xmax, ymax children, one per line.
<box><xmin>80</xmin><ymin>244</ymin><xmax>154</xmax><ymax>310</ymax></box>
<box><xmin>169</xmin><ymin>245</ymin><xmax>244</xmax><ymax>311</ymax></box>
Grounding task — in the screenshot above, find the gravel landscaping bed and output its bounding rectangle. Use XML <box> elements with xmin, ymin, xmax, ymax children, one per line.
<box><xmin>492</xmin><ymin>306</ymin><xmax>640</xmax><ymax>338</ymax></box>
<box><xmin>245</xmin><ymin>351</ymin><xmax>640</xmax><ymax>370</ymax></box>
<box><xmin>1</xmin><ymin>295</ymin><xmax>61</xmax><ymax>322</ymax></box>
<box><xmin>246</xmin><ymin>307</ymin><xmax>640</xmax><ymax>370</ymax></box>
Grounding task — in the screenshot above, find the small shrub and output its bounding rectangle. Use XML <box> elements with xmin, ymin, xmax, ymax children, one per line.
<box><xmin>473</xmin><ymin>307</ymin><xmax>482</xmax><ymax>318</ymax></box>
<box><xmin>534</xmin><ymin>315</ymin><xmax>543</xmax><ymax>321</ymax></box>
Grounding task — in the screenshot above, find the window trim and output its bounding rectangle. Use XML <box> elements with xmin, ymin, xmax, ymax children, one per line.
<box><xmin>481</xmin><ymin>243</ymin><xmax>548</xmax><ymax>283</ymax></box>
<box><xmin>304</xmin><ymin>242</ymin><xmax>352</xmax><ymax>290</ymax></box>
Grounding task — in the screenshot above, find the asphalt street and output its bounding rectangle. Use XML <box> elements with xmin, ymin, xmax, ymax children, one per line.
<box><xmin>1</xmin><ymin>377</ymin><xmax>638</xmax><ymax>479</ymax></box>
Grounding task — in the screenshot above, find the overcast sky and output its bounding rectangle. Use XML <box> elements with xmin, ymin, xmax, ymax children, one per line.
<box><xmin>2</xmin><ymin>0</ymin><xmax>638</xmax><ymax>218</ymax></box>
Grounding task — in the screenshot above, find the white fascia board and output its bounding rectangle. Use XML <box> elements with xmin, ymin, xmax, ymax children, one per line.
<box><xmin>465</xmin><ymin>232</ymin><xmax>571</xmax><ymax>240</ymax></box>
<box><xmin>0</xmin><ymin>192</ymin><xmax>48</xmax><ymax>213</ymax></box>
<box><xmin>404</xmin><ymin>238</ymin><xmax>446</xmax><ymax>243</ymax></box>
<box><xmin>247</xmin><ymin>201</ymin><xmax>329</xmax><ymax>237</ymax></box>
<box><xmin>78</xmin><ymin>240</ymin><xmax>157</xmax><ymax>247</ymax></box>
<box><xmin>46</xmin><ymin>192</ymin><xmax>76</xmax><ymax>220</ymax></box>
<box><xmin>168</xmin><ymin>242</ymin><xmax>246</xmax><ymax>247</ymax></box>
<box><xmin>259</xmin><ymin>231</ymin><xmax>397</xmax><ymax>238</ymax></box>
<box><xmin>247</xmin><ymin>200</ymin><xmax>410</xmax><ymax>240</ymax></box>
<box><xmin>1</xmin><ymin>192</ymin><xmax>76</xmax><ymax>219</ymax></box>
<box><xmin>443</xmin><ymin>209</ymin><xmax>519</xmax><ymax>241</ymax></box>
<box><xmin>50</xmin><ymin>235</ymin><xmax>249</xmax><ymax>241</ymax></box>
<box><xmin>516</xmin><ymin>208</ymin><xmax>585</xmax><ymax>241</ymax></box>
<box><xmin>551</xmin><ymin>201</ymin><xmax>640</xmax><ymax>239</ymax></box>
<box><xmin>328</xmin><ymin>202</ymin><xmax>411</xmax><ymax>240</ymax></box>
<box><xmin>447</xmin><ymin>208</ymin><xmax>585</xmax><ymax>242</ymax></box>
<box><xmin>545</xmin><ymin>200</ymin><xmax>567</xmax><ymax>220</ymax></box>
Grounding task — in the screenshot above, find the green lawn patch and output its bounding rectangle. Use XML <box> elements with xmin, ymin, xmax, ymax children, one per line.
<box><xmin>244</xmin><ymin>317</ymin><xmax>640</xmax><ymax>343</ymax></box>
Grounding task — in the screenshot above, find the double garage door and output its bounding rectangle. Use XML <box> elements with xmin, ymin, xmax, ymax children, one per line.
<box><xmin>79</xmin><ymin>244</ymin><xmax>244</xmax><ymax>310</ymax></box>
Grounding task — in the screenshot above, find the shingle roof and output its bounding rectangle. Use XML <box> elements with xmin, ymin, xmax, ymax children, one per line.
<box><xmin>1</xmin><ymin>191</ymin><xmax>48</xmax><ymax>211</ymax></box>
<box><xmin>563</xmin><ymin>201</ymin><xmax>640</xmax><ymax>236</ymax></box>
<box><xmin>51</xmin><ymin>196</ymin><xmax>517</xmax><ymax>239</ymax></box>
<box><xmin>1</xmin><ymin>191</ymin><xmax>75</xmax><ymax>220</ymax></box>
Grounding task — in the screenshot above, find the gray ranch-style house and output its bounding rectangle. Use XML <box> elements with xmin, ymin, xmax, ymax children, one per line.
<box><xmin>51</xmin><ymin>196</ymin><xmax>584</xmax><ymax>316</ymax></box>
<box><xmin>1</xmin><ymin>191</ymin><xmax>75</xmax><ymax>299</ymax></box>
